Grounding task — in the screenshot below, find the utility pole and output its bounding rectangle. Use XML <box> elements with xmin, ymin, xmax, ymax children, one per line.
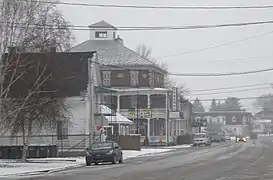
<box><xmin>88</xmin><ymin>56</ymin><xmax>95</xmax><ymax>147</ymax></box>
<box><xmin>136</xmin><ymin>86</ymin><xmax>139</xmax><ymax>134</ymax></box>
<box><xmin>166</xmin><ymin>91</ymin><xmax>170</xmax><ymax>146</ymax></box>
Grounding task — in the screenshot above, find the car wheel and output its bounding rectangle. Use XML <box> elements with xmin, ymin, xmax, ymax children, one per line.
<box><xmin>112</xmin><ymin>156</ymin><xmax>117</xmax><ymax>164</ymax></box>
<box><xmin>119</xmin><ymin>155</ymin><xmax>123</xmax><ymax>163</ymax></box>
<box><xmin>86</xmin><ymin>161</ymin><xmax>91</xmax><ymax>166</ymax></box>
<box><xmin>94</xmin><ymin>162</ymin><xmax>99</xmax><ymax>165</ymax></box>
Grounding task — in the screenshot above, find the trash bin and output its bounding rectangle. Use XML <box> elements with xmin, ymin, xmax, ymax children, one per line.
<box><xmin>38</xmin><ymin>146</ymin><xmax>48</xmax><ymax>158</ymax></box>
<box><xmin>28</xmin><ymin>146</ymin><xmax>37</xmax><ymax>158</ymax></box>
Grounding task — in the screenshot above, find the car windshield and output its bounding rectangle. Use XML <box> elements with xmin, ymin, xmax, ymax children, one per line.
<box><xmin>91</xmin><ymin>142</ymin><xmax>113</xmax><ymax>150</ymax></box>
<box><xmin>194</xmin><ymin>134</ymin><xmax>206</xmax><ymax>138</ymax></box>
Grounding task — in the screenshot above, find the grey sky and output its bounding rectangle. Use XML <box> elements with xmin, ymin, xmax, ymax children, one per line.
<box><xmin>59</xmin><ymin>0</ymin><xmax>273</xmax><ymax>112</ymax></box>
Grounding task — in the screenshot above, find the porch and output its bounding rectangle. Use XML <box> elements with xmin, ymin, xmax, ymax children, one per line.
<box><xmin>103</xmin><ymin>88</ymin><xmax>185</xmax><ymax>145</ymax></box>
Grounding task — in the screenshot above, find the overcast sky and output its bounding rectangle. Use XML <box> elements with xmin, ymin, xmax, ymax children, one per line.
<box><xmin>59</xmin><ymin>0</ymin><xmax>273</xmax><ymax>112</ymax></box>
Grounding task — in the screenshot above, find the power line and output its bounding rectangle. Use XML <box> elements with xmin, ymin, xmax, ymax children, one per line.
<box><xmin>191</xmin><ymin>87</ymin><xmax>272</xmax><ymax>96</ymax></box>
<box><xmin>4</xmin><ymin>20</ymin><xmax>273</xmax><ymax>31</ymax></box>
<box><xmin>191</xmin><ymin>82</ymin><xmax>273</xmax><ymax>92</ymax></box>
<box><xmin>92</xmin><ymin>59</ymin><xmax>273</xmax><ymax>77</ymax></box>
<box><xmin>155</xmin><ymin>30</ymin><xmax>273</xmax><ymax>59</ymax></box>
<box><xmin>169</xmin><ymin>67</ymin><xmax>273</xmax><ymax>77</ymax></box>
<box><xmin>191</xmin><ymin>96</ymin><xmax>272</xmax><ymax>102</ymax></box>
<box><xmin>22</xmin><ymin>1</ymin><xmax>273</xmax><ymax>10</ymax></box>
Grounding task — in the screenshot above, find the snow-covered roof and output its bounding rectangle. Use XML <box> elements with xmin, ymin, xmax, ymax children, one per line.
<box><xmin>100</xmin><ymin>105</ymin><xmax>133</xmax><ymax>124</ymax></box>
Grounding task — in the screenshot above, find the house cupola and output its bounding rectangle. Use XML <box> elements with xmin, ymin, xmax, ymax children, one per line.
<box><xmin>88</xmin><ymin>20</ymin><xmax>117</xmax><ymax>40</ymax></box>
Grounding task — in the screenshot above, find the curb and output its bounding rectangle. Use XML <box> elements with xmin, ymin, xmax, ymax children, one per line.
<box><xmin>0</xmin><ymin>163</ymin><xmax>85</xmax><ymax>177</ymax></box>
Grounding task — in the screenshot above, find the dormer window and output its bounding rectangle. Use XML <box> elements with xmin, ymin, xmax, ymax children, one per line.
<box><xmin>95</xmin><ymin>31</ymin><xmax>107</xmax><ymax>38</ymax></box>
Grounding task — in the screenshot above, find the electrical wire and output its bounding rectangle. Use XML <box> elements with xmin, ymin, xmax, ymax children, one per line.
<box><xmin>18</xmin><ymin>0</ymin><xmax>273</xmax><ymax>10</ymax></box>
<box><xmin>169</xmin><ymin>67</ymin><xmax>273</xmax><ymax>77</ymax></box>
<box><xmin>191</xmin><ymin>96</ymin><xmax>272</xmax><ymax>102</ymax></box>
<box><xmin>3</xmin><ymin>20</ymin><xmax>273</xmax><ymax>31</ymax></box>
<box><xmin>155</xmin><ymin>30</ymin><xmax>273</xmax><ymax>59</ymax></box>
<box><xmin>191</xmin><ymin>82</ymin><xmax>273</xmax><ymax>92</ymax></box>
<box><xmin>191</xmin><ymin>87</ymin><xmax>272</xmax><ymax>96</ymax></box>
<box><xmin>90</xmin><ymin>58</ymin><xmax>273</xmax><ymax>77</ymax></box>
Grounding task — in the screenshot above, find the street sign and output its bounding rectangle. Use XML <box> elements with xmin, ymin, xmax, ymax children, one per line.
<box><xmin>128</xmin><ymin>108</ymin><xmax>152</xmax><ymax>119</ymax></box>
<box><xmin>172</xmin><ymin>87</ymin><xmax>178</xmax><ymax>111</ymax></box>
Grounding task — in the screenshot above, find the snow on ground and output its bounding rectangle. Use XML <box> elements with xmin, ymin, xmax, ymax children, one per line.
<box><xmin>162</xmin><ymin>144</ymin><xmax>192</xmax><ymax>149</ymax></box>
<box><xmin>0</xmin><ymin>146</ymin><xmax>185</xmax><ymax>177</ymax></box>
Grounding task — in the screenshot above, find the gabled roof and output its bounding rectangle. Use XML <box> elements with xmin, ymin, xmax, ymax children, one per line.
<box><xmin>255</xmin><ymin>109</ymin><xmax>273</xmax><ymax>117</ymax></box>
<box><xmin>68</xmin><ymin>40</ymin><xmax>166</xmax><ymax>73</ymax></box>
<box><xmin>88</xmin><ymin>20</ymin><xmax>117</xmax><ymax>30</ymax></box>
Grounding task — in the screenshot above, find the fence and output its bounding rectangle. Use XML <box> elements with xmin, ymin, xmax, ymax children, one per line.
<box><xmin>0</xmin><ymin>134</ymin><xmax>90</xmax><ymax>157</ymax></box>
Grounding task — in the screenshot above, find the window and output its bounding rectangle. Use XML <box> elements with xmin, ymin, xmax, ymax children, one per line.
<box><xmin>57</xmin><ymin>120</ymin><xmax>68</xmax><ymax>140</ymax></box>
<box><xmin>232</xmin><ymin>116</ymin><xmax>236</xmax><ymax>123</ymax></box>
<box><xmin>102</xmin><ymin>71</ymin><xmax>111</xmax><ymax>86</ymax></box>
<box><xmin>95</xmin><ymin>31</ymin><xmax>107</xmax><ymax>38</ymax></box>
<box><xmin>130</xmin><ymin>71</ymin><xmax>139</xmax><ymax>86</ymax></box>
<box><xmin>131</xmin><ymin>96</ymin><xmax>138</xmax><ymax>108</ymax></box>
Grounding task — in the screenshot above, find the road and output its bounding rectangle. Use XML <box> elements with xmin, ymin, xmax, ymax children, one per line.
<box><xmin>16</xmin><ymin>138</ymin><xmax>273</xmax><ymax>180</ymax></box>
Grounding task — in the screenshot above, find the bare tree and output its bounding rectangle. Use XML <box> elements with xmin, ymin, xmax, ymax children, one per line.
<box><xmin>0</xmin><ymin>0</ymin><xmax>73</xmax><ymax>161</ymax></box>
<box><xmin>136</xmin><ymin>44</ymin><xmax>189</xmax><ymax>96</ymax></box>
<box><xmin>136</xmin><ymin>44</ymin><xmax>152</xmax><ymax>59</ymax></box>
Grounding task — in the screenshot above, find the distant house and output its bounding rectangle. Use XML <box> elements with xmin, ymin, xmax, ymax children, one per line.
<box><xmin>179</xmin><ymin>100</ymin><xmax>194</xmax><ymax>134</ymax></box>
<box><xmin>255</xmin><ymin>110</ymin><xmax>273</xmax><ymax>120</ymax></box>
<box><xmin>68</xmin><ymin>20</ymin><xmax>185</xmax><ymax>145</ymax></box>
<box><xmin>193</xmin><ymin>111</ymin><xmax>255</xmax><ymax>136</ymax></box>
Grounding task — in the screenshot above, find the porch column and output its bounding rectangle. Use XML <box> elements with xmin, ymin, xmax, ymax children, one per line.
<box><xmin>118</xmin><ymin>123</ymin><xmax>121</xmax><ymax>135</ymax></box>
<box><xmin>117</xmin><ymin>95</ymin><xmax>120</xmax><ymax>113</ymax></box>
<box><xmin>147</xmin><ymin>94</ymin><xmax>151</xmax><ymax>139</ymax></box>
<box><xmin>147</xmin><ymin>118</ymin><xmax>150</xmax><ymax>138</ymax></box>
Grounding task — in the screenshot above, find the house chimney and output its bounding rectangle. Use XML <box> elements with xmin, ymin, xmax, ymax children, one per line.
<box><xmin>115</xmin><ymin>35</ymin><xmax>124</xmax><ymax>45</ymax></box>
<box><xmin>50</xmin><ymin>47</ymin><xmax>56</xmax><ymax>53</ymax></box>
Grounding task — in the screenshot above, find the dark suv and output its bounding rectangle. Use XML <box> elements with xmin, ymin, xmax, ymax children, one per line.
<box><xmin>85</xmin><ymin>141</ymin><xmax>123</xmax><ymax>166</ymax></box>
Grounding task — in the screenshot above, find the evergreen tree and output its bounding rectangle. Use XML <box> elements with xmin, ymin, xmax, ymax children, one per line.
<box><xmin>210</xmin><ymin>99</ymin><xmax>217</xmax><ymax>111</ymax></box>
<box><xmin>192</xmin><ymin>98</ymin><xmax>205</xmax><ymax>112</ymax></box>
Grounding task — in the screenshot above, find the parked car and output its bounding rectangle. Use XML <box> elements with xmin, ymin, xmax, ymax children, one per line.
<box><xmin>85</xmin><ymin>141</ymin><xmax>123</xmax><ymax>166</ymax></box>
<box><xmin>210</xmin><ymin>135</ymin><xmax>222</xmax><ymax>143</ymax></box>
<box><xmin>193</xmin><ymin>133</ymin><xmax>211</xmax><ymax>146</ymax></box>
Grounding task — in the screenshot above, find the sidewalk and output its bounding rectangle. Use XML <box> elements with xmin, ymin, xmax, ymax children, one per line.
<box><xmin>0</xmin><ymin>146</ymin><xmax>187</xmax><ymax>177</ymax></box>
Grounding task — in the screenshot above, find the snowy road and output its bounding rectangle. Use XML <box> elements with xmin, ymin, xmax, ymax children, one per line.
<box><xmin>11</xmin><ymin>140</ymin><xmax>273</xmax><ymax>180</ymax></box>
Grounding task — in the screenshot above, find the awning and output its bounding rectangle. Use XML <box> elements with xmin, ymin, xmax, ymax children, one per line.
<box><xmin>100</xmin><ymin>105</ymin><xmax>133</xmax><ymax>125</ymax></box>
<box><xmin>94</xmin><ymin>86</ymin><xmax>117</xmax><ymax>93</ymax></box>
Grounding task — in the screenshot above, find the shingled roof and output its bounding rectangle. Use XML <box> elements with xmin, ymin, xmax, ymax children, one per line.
<box><xmin>68</xmin><ymin>40</ymin><xmax>156</xmax><ymax>66</ymax></box>
<box><xmin>88</xmin><ymin>20</ymin><xmax>117</xmax><ymax>30</ymax></box>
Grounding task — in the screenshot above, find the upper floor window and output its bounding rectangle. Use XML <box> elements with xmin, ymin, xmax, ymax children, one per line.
<box><xmin>130</xmin><ymin>71</ymin><xmax>139</xmax><ymax>86</ymax></box>
<box><xmin>102</xmin><ymin>71</ymin><xmax>111</xmax><ymax>86</ymax></box>
<box><xmin>232</xmin><ymin>116</ymin><xmax>236</xmax><ymax>123</ymax></box>
<box><xmin>131</xmin><ymin>96</ymin><xmax>138</xmax><ymax>108</ymax></box>
<box><xmin>95</xmin><ymin>31</ymin><xmax>107</xmax><ymax>38</ymax></box>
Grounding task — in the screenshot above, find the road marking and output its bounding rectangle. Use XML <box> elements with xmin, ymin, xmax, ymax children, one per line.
<box><xmin>216</xmin><ymin>177</ymin><xmax>226</xmax><ymax>180</ymax></box>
